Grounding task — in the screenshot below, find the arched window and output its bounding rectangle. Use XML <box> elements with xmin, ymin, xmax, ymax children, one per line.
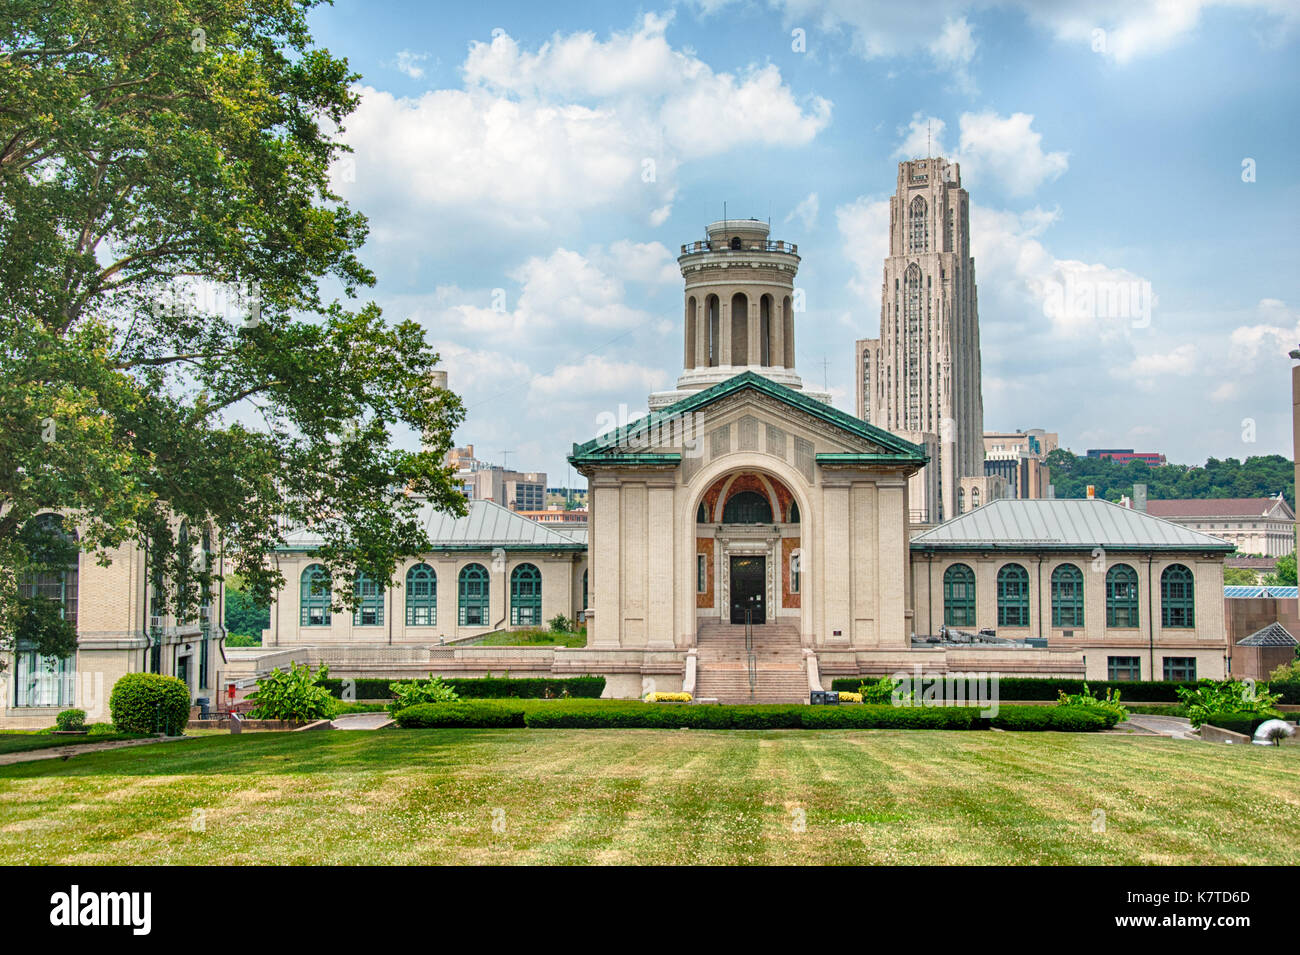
<box><xmin>405</xmin><ymin>564</ymin><xmax>437</xmax><ymax>626</ymax></box>
<box><xmin>1051</xmin><ymin>564</ymin><xmax>1084</xmax><ymax>628</ymax></box>
<box><xmin>1161</xmin><ymin>564</ymin><xmax>1195</xmax><ymax>628</ymax></box>
<box><xmin>685</xmin><ymin>295</ymin><xmax>697</xmax><ymax>368</ymax></box>
<box><xmin>353</xmin><ymin>571</ymin><xmax>383</xmax><ymax>626</ymax></box>
<box><xmin>943</xmin><ymin>563</ymin><xmax>976</xmax><ymax>628</ymax></box>
<box><xmin>957</xmin><ymin>487</ymin><xmax>965</xmax><ymax>514</ymax></box>
<box><xmin>1106</xmin><ymin>564</ymin><xmax>1139</xmax><ymax>628</ymax></box>
<box><xmin>459</xmin><ymin>563</ymin><xmax>490</xmax><ymax>627</ymax></box>
<box><xmin>782</xmin><ymin>295</ymin><xmax>794</xmax><ymax>367</ymax></box>
<box><xmin>707</xmin><ymin>295</ymin><xmax>720</xmax><ymax>366</ymax></box>
<box><xmin>510</xmin><ymin>563</ymin><xmax>542</xmax><ymax>626</ymax></box>
<box><xmin>697</xmin><ymin>502</ymin><xmax>708</xmax><ymax>523</ymax></box>
<box><xmin>996</xmin><ymin>563</ymin><xmax>1030</xmax><ymax>628</ymax></box>
<box><xmin>903</xmin><ymin>264</ymin><xmax>923</xmax><ymax>428</ymax></box>
<box><xmin>300</xmin><ymin>564</ymin><xmax>332</xmax><ymax>627</ymax></box>
<box><xmin>788</xmin><ymin>500</ymin><xmax>800</xmax><ymax>523</ymax></box>
<box><xmin>722</xmin><ymin>490</ymin><xmax>773</xmax><ymax>524</ymax></box>
<box><xmin>971</xmin><ymin>487</ymin><xmax>981</xmax><ymax>508</ymax></box>
<box><xmin>908</xmin><ymin>195</ymin><xmax>929</xmax><ymax>252</ymax></box>
<box><xmin>729</xmin><ymin>235</ymin><xmax>741</xmax><ymax>250</ymax></box>
<box><xmin>730</xmin><ymin>291</ymin><xmax>748</xmax><ymax>365</ymax></box>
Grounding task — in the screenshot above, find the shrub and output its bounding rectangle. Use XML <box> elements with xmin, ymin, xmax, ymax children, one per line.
<box><xmin>246</xmin><ymin>662</ymin><xmax>336</xmax><ymax>721</ymax></box>
<box><xmin>320</xmin><ymin>675</ymin><xmax>606</xmax><ymax>700</ymax></box>
<box><xmin>858</xmin><ymin>676</ymin><xmax>909</xmax><ymax>704</ymax></box>
<box><xmin>1056</xmin><ymin>684</ymin><xmax>1128</xmax><ymax>725</ymax></box>
<box><xmin>109</xmin><ymin>673</ymin><xmax>191</xmax><ymax>735</ymax></box>
<box><xmin>837</xmin><ymin>692</ymin><xmax>863</xmax><ymax>704</ymax></box>
<box><xmin>388</xmin><ymin>674</ymin><xmax>459</xmax><ymax>715</ymax></box>
<box><xmin>548</xmin><ymin>614</ymin><xmax>573</xmax><ymax>633</ymax></box>
<box><xmin>987</xmin><ymin>705</ymin><xmax>1111</xmax><ymax>732</ymax></box>
<box><xmin>393</xmin><ymin>702</ymin><xmax>526</xmax><ymax>728</ymax></box>
<box><xmin>831</xmin><ymin>676</ymin><xmax>1212</xmax><ymax>702</ymax></box>
<box><xmin>55</xmin><ymin>708</ymin><xmax>86</xmax><ymax>731</ymax></box>
<box><xmin>1201</xmin><ymin>713</ymin><xmax>1271</xmax><ymax>736</ymax></box>
<box><xmin>646</xmin><ymin>692</ymin><xmax>692</xmax><ymax>702</ymax></box>
<box><xmin>1176</xmin><ymin>679</ymin><xmax>1282</xmax><ymax>729</ymax></box>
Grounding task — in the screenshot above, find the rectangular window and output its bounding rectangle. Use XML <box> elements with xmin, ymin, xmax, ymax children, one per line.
<box><xmin>13</xmin><ymin>645</ymin><xmax>74</xmax><ymax>707</ymax></box>
<box><xmin>790</xmin><ymin>554</ymin><xmax>800</xmax><ymax>595</ymax></box>
<box><xmin>697</xmin><ymin>554</ymin><xmax>706</xmax><ymax>594</ymax></box>
<box><xmin>1107</xmin><ymin>656</ymin><xmax>1141</xmax><ymax>682</ymax></box>
<box><xmin>1163</xmin><ymin>657</ymin><xmax>1197</xmax><ymax>681</ymax></box>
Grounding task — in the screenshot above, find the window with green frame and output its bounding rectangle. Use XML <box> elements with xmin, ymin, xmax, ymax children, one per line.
<box><xmin>1107</xmin><ymin>656</ymin><xmax>1141</xmax><ymax>681</ymax></box>
<box><xmin>510</xmin><ymin>563</ymin><xmax>542</xmax><ymax>626</ymax></box>
<box><xmin>1105</xmin><ymin>564</ymin><xmax>1139</xmax><ymax>628</ymax></box>
<box><xmin>996</xmin><ymin>563</ymin><xmax>1030</xmax><ymax>628</ymax></box>
<box><xmin>13</xmin><ymin>642</ymin><xmax>74</xmax><ymax>707</ymax></box>
<box><xmin>459</xmin><ymin>563</ymin><xmax>490</xmax><ymax>627</ymax></box>
<box><xmin>353</xmin><ymin>572</ymin><xmax>384</xmax><ymax>626</ymax></box>
<box><xmin>582</xmin><ymin>569</ymin><xmax>588</xmax><ymax>611</ymax></box>
<box><xmin>20</xmin><ymin>513</ymin><xmax>79</xmax><ymax>628</ymax></box>
<box><xmin>1160</xmin><ymin>564</ymin><xmax>1195</xmax><ymax>628</ymax></box>
<box><xmin>300</xmin><ymin>564</ymin><xmax>332</xmax><ymax>627</ymax></box>
<box><xmin>943</xmin><ymin>563</ymin><xmax>976</xmax><ymax>627</ymax></box>
<box><xmin>1163</xmin><ymin>656</ymin><xmax>1197</xmax><ymax>681</ymax></box>
<box><xmin>405</xmin><ymin>564</ymin><xmax>437</xmax><ymax>626</ymax></box>
<box><xmin>1050</xmin><ymin>563</ymin><xmax>1084</xmax><ymax>628</ymax></box>
<box><xmin>722</xmin><ymin>491</ymin><xmax>772</xmax><ymax>524</ymax></box>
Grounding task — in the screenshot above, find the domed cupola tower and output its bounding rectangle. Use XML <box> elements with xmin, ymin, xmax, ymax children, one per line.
<box><xmin>648</xmin><ymin>218</ymin><xmax>830</xmax><ymax>410</ymax></box>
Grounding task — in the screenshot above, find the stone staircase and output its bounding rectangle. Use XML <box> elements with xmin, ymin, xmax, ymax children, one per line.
<box><xmin>695</xmin><ymin>620</ymin><xmax>809</xmax><ymax>704</ymax></box>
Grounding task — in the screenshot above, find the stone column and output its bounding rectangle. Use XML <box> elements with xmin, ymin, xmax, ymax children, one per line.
<box><xmin>591</xmin><ymin>481</ymin><xmax>621</xmax><ymax>647</ymax></box>
<box><xmin>783</xmin><ymin>302</ymin><xmax>795</xmax><ymax>367</ymax></box>
<box><xmin>747</xmin><ymin>298</ymin><xmax>760</xmax><ymax>366</ymax></box>
<box><xmin>771</xmin><ymin>300</ymin><xmax>785</xmax><ymax>368</ymax></box>
<box><xmin>719</xmin><ymin>298</ymin><xmax>732</xmax><ymax>368</ymax></box>
<box><xmin>647</xmin><ymin>483</ymin><xmax>676</xmax><ymax>648</ymax></box>
<box><xmin>694</xmin><ymin>299</ymin><xmax>708</xmax><ymax>370</ymax></box>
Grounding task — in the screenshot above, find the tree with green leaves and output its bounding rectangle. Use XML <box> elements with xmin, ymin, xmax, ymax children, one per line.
<box><xmin>0</xmin><ymin>0</ymin><xmax>465</xmax><ymax>667</ymax></box>
<box><xmin>1264</xmin><ymin>551</ymin><xmax>1297</xmax><ymax>587</ymax></box>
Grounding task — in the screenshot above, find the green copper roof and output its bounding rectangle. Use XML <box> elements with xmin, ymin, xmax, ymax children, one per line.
<box><xmin>910</xmin><ymin>498</ymin><xmax>1236</xmax><ymax>553</ymax></box>
<box><xmin>569</xmin><ymin>371</ymin><xmax>928</xmax><ymax>466</ymax></box>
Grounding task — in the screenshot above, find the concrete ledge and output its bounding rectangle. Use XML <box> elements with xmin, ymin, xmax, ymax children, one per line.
<box><xmin>1201</xmin><ymin>724</ymin><xmax>1252</xmax><ymax>744</ymax></box>
<box><xmin>294</xmin><ymin>719</ymin><xmax>335</xmax><ymax>732</ymax></box>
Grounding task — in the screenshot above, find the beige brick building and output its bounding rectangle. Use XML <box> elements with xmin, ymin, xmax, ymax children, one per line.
<box><xmin>910</xmin><ymin>499</ymin><xmax>1234</xmax><ymax>681</ymax></box>
<box><xmin>1</xmin><ymin>514</ymin><xmax>226</xmax><ymax>729</ymax></box>
<box><xmin>1143</xmin><ymin>495</ymin><xmax>1295</xmax><ymax>557</ymax></box>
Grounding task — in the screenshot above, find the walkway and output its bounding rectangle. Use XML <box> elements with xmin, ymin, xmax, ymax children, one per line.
<box><xmin>329</xmin><ymin>712</ymin><xmax>394</xmax><ymax>730</ymax></box>
<box><xmin>1118</xmin><ymin>714</ymin><xmax>1198</xmax><ymax>740</ymax></box>
<box><xmin>0</xmin><ymin>735</ymin><xmax>192</xmax><ymax>767</ymax></box>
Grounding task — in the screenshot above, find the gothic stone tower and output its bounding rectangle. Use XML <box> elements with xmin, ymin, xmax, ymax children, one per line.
<box><xmin>855</xmin><ymin>158</ymin><xmax>984</xmax><ymax>522</ymax></box>
<box><xmin>649</xmin><ymin>218</ymin><xmax>830</xmax><ymax>410</ymax></box>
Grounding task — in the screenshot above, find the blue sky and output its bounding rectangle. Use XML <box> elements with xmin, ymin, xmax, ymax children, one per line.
<box><xmin>307</xmin><ymin>0</ymin><xmax>1300</xmax><ymax>487</ymax></box>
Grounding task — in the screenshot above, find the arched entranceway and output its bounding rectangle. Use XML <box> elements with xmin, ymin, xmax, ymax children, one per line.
<box><xmin>693</xmin><ymin>470</ymin><xmax>802</xmax><ymax>628</ymax></box>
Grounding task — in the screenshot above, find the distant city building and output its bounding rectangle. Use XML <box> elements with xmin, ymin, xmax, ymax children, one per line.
<box><xmin>984</xmin><ymin>454</ymin><xmax>1052</xmax><ymax>500</ymax></box>
<box><xmin>516</xmin><ymin>508</ymin><xmax>589</xmax><ymax>525</ymax></box>
<box><xmin>1087</xmin><ymin>448</ymin><xmax>1167</xmax><ymax>467</ymax></box>
<box><xmin>956</xmin><ymin>474</ymin><xmax>1008</xmax><ymax>513</ymax></box>
<box><xmin>856</xmin><ymin>157</ymin><xmax>985</xmax><ymax>524</ymax></box>
<box><xmin>984</xmin><ymin>429</ymin><xmax>1058</xmax><ymax>459</ymax></box>
<box><xmin>546</xmin><ymin>487</ymin><xmax>588</xmax><ymax>509</ymax></box>
<box><xmin>1141</xmin><ymin>494</ymin><xmax>1295</xmax><ymax>556</ymax></box>
<box><xmin>445</xmin><ymin>445</ymin><xmax>546</xmax><ymax>511</ymax></box>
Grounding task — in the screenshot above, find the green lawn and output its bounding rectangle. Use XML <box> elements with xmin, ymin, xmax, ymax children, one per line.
<box><xmin>469</xmin><ymin>627</ymin><xmax>587</xmax><ymax>648</ymax></box>
<box><xmin>1</xmin><ymin>729</ymin><xmax>1297</xmax><ymax>865</ymax></box>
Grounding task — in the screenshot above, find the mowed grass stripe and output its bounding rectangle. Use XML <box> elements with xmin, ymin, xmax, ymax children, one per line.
<box><xmin>1</xmin><ymin>730</ymin><xmax>1298</xmax><ymax>864</ymax></box>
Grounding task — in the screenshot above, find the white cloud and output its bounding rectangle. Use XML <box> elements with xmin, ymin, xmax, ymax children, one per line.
<box><xmin>955</xmin><ymin>112</ymin><xmax>1068</xmax><ymax>196</ymax></box>
<box><xmin>834</xmin><ymin>195</ymin><xmax>891</xmax><ymax>300</ymax></box>
<box><xmin>785</xmin><ymin>192</ymin><xmax>820</xmax><ymax>230</ymax></box>
<box><xmin>892</xmin><ymin>111</ymin><xmax>1066</xmax><ymax>197</ymax></box>
<box><xmin>928</xmin><ymin>17</ymin><xmax>978</xmax><ymax>91</ymax></box>
<box><xmin>1227</xmin><ymin>299</ymin><xmax>1300</xmax><ymax>364</ymax></box>
<box><xmin>529</xmin><ymin>355</ymin><xmax>669</xmax><ymax>401</ymax></box>
<box><xmin>1120</xmin><ymin>344</ymin><xmax>1199</xmax><ymax>380</ymax></box>
<box><xmin>393</xmin><ymin>50</ymin><xmax>430</xmax><ymax>79</ymax></box>
<box><xmin>336</xmin><ymin>15</ymin><xmax>830</xmax><ymax>243</ymax></box>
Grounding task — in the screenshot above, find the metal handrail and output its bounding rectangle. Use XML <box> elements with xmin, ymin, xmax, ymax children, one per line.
<box><xmin>680</xmin><ymin>240</ymin><xmax>798</xmax><ymax>255</ymax></box>
<box><xmin>745</xmin><ymin>609</ymin><xmax>756</xmax><ymax>699</ymax></box>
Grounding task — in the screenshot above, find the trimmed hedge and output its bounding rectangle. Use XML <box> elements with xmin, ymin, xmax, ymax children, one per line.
<box><xmin>322</xmin><ymin>675</ymin><xmax>605</xmax><ymax>700</ymax></box>
<box><xmin>828</xmin><ymin>677</ymin><xmax>1300</xmax><ymax>704</ymax></box>
<box><xmin>392</xmin><ymin>700</ymin><xmax>1112</xmax><ymax>731</ymax></box>
<box><xmin>1201</xmin><ymin>714</ymin><xmax>1271</xmax><ymax>737</ymax></box>
<box><xmin>109</xmin><ymin>673</ymin><xmax>191</xmax><ymax>735</ymax></box>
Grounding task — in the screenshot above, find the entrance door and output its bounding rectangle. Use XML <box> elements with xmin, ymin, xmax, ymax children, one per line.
<box><xmin>729</xmin><ymin>556</ymin><xmax>766</xmax><ymax>624</ymax></box>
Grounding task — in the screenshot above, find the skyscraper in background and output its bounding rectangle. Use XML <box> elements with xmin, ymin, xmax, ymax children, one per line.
<box><xmin>855</xmin><ymin>157</ymin><xmax>985</xmax><ymax>522</ymax></box>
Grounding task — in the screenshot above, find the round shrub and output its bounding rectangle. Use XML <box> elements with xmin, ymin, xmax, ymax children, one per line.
<box><xmin>109</xmin><ymin>673</ymin><xmax>191</xmax><ymax>735</ymax></box>
<box><xmin>55</xmin><ymin>708</ymin><xmax>86</xmax><ymax>731</ymax></box>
